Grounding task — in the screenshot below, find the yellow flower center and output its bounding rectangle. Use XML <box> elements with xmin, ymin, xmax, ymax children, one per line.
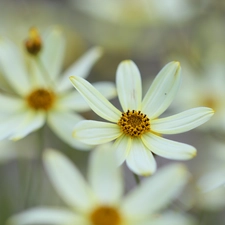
<box><xmin>118</xmin><ymin>110</ymin><xmax>150</xmax><ymax>137</ymax></box>
<box><xmin>90</xmin><ymin>206</ymin><xmax>121</xmax><ymax>225</ymax></box>
<box><xmin>25</xmin><ymin>27</ymin><xmax>42</xmax><ymax>55</ymax></box>
<box><xmin>26</xmin><ymin>88</ymin><xmax>55</xmax><ymax>110</ymax></box>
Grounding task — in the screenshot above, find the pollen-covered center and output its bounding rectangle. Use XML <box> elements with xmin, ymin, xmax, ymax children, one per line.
<box><xmin>26</xmin><ymin>88</ymin><xmax>55</xmax><ymax>110</ymax></box>
<box><xmin>118</xmin><ymin>110</ymin><xmax>150</xmax><ymax>137</ymax></box>
<box><xmin>90</xmin><ymin>206</ymin><xmax>121</xmax><ymax>225</ymax></box>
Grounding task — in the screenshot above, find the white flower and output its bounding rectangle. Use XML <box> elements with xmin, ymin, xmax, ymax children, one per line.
<box><xmin>7</xmin><ymin>147</ymin><xmax>192</xmax><ymax>225</ymax></box>
<box><xmin>69</xmin><ymin>60</ymin><xmax>214</xmax><ymax>175</ymax></box>
<box><xmin>172</xmin><ymin>62</ymin><xmax>225</xmax><ymax>132</ymax></box>
<box><xmin>0</xmin><ymin>27</ymin><xmax>116</xmax><ymax>150</ymax></box>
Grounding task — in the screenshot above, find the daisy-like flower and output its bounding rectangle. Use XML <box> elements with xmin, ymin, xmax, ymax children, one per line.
<box><xmin>70</xmin><ymin>60</ymin><xmax>214</xmax><ymax>175</ymax></box>
<box><xmin>0</xmin><ymin>27</ymin><xmax>116</xmax><ymax>149</ymax></box>
<box><xmin>7</xmin><ymin>147</ymin><xmax>193</xmax><ymax>225</ymax></box>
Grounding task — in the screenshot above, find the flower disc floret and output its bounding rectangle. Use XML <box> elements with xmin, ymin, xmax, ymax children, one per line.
<box><xmin>26</xmin><ymin>88</ymin><xmax>55</xmax><ymax>110</ymax></box>
<box><xmin>90</xmin><ymin>205</ymin><xmax>121</xmax><ymax>225</ymax></box>
<box><xmin>118</xmin><ymin>110</ymin><xmax>150</xmax><ymax>137</ymax></box>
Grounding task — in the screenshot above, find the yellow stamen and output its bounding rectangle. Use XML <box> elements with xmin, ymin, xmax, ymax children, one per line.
<box><xmin>90</xmin><ymin>206</ymin><xmax>121</xmax><ymax>225</ymax></box>
<box><xmin>26</xmin><ymin>88</ymin><xmax>55</xmax><ymax>110</ymax></box>
<box><xmin>118</xmin><ymin>110</ymin><xmax>150</xmax><ymax>137</ymax></box>
<box><xmin>25</xmin><ymin>27</ymin><xmax>42</xmax><ymax>55</ymax></box>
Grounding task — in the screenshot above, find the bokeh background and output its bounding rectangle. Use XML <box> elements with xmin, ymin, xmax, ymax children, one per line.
<box><xmin>0</xmin><ymin>0</ymin><xmax>225</xmax><ymax>224</ymax></box>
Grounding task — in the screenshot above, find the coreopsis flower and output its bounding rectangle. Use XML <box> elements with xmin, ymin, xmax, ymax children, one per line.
<box><xmin>0</xmin><ymin>27</ymin><xmax>116</xmax><ymax>150</ymax></box>
<box><xmin>172</xmin><ymin>62</ymin><xmax>225</xmax><ymax>132</ymax></box>
<box><xmin>70</xmin><ymin>60</ymin><xmax>214</xmax><ymax>175</ymax></box>
<box><xmin>7</xmin><ymin>147</ymin><xmax>192</xmax><ymax>225</ymax></box>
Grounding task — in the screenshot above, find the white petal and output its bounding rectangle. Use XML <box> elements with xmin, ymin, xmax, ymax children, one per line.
<box><xmin>56</xmin><ymin>81</ymin><xmax>117</xmax><ymax>112</ymax></box>
<box><xmin>73</xmin><ymin>120</ymin><xmax>121</xmax><ymax>145</ymax></box>
<box><xmin>7</xmin><ymin>207</ymin><xmax>80</xmax><ymax>225</ymax></box>
<box><xmin>43</xmin><ymin>149</ymin><xmax>95</xmax><ymax>210</ymax></box>
<box><xmin>88</xmin><ymin>144</ymin><xmax>123</xmax><ymax>204</ymax></box>
<box><xmin>126</xmin><ymin>138</ymin><xmax>156</xmax><ymax>176</ymax></box>
<box><xmin>141</xmin><ymin>133</ymin><xmax>196</xmax><ymax>160</ymax></box>
<box><xmin>0</xmin><ymin>95</ymin><xmax>25</xmax><ymax>112</ymax></box>
<box><xmin>141</xmin><ymin>211</ymin><xmax>196</xmax><ymax>225</ymax></box>
<box><xmin>47</xmin><ymin>110</ymin><xmax>93</xmax><ymax>150</ymax></box>
<box><xmin>113</xmin><ymin>134</ymin><xmax>131</xmax><ymax>166</ymax></box>
<box><xmin>41</xmin><ymin>27</ymin><xmax>65</xmax><ymax>80</ymax></box>
<box><xmin>141</xmin><ymin>61</ymin><xmax>181</xmax><ymax>119</ymax></box>
<box><xmin>57</xmin><ymin>47</ymin><xmax>103</xmax><ymax>92</ymax></box>
<box><xmin>198</xmin><ymin>169</ymin><xmax>225</xmax><ymax>192</ymax></box>
<box><xmin>122</xmin><ymin>164</ymin><xmax>189</xmax><ymax>218</ymax></box>
<box><xmin>151</xmin><ymin>107</ymin><xmax>214</xmax><ymax>134</ymax></box>
<box><xmin>0</xmin><ymin>111</ymin><xmax>31</xmax><ymax>141</ymax></box>
<box><xmin>0</xmin><ymin>38</ymin><xmax>30</xmax><ymax>96</ymax></box>
<box><xmin>70</xmin><ymin>76</ymin><xmax>121</xmax><ymax>122</ymax></box>
<box><xmin>116</xmin><ymin>60</ymin><xmax>142</xmax><ymax>111</ymax></box>
<box><xmin>9</xmin><ymin>110</ymin><xmax>45</xmax><ymax>141</ymax></box>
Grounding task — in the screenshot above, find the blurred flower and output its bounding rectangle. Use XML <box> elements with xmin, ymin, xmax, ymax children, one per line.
<box><xmin>70</xmin><ymin>60</ymin><xmax>214</xmax><ymax>175</ymax></box>
<box><xmin>7</xmin><ymin>146</ymin><xmax>192</xmax><ymax>225</ymax></box>
<box><xmin>0</xmin><ymin>27</ymin><xmax>116</xmax><ymax>150</ymax></box>
<box><xmin>73</xmin><ymin>0</ymin><xmax>195</xmax><ymax>27</ymax></box>
<box><xmin>172</xmin><ymin>62</ymin><xmax>225</xmax><ymax>132</ymax></box>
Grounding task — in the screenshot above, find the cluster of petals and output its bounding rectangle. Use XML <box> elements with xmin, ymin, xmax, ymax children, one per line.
<box><xmin>0</xmin><ymin>27</ymin><xmax>116</xmax><ymax>149</ymax></box>
<box><xmin>70</xmin><ymin>60</ymin><xmax>214</xmax><ymax>175</ymax></box>
<box><xmin>7</xmin><ymin>147</ymin><xmax>194</xmax><ymax>225</ymax></box>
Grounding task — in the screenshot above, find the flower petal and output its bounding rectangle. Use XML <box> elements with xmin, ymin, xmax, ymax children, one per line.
<box><xmin>0</xmin><ymin>95</ymin><xmax>25</xmax><ymax>112</ymax></box>
<box><xmin>73</xmin><ymin>120</ymin><xmax>121</xmax><ymax>145</ymax></box>
<box><xmin>122</xmin><ymin>164</ymin><xmax>189</xmax><ymax>218</ymax></box>
<box><xmin>116</xmin><ymin>60</ymin><xmax>142</xmax><ymax>111</ymax></box>
<box><xmin>88</xmin><ymin>144</ymin><xmax>123</xmax><ymax>204</ymax></box>
<box><xmin>113</xmin><ymin>134</ymin><xmax>131</xmax><ymax>166</ymax></box>
<box><xmin>43</xmin><ymin>149</ymin><xmax>95</xmax><ymax>210</ymax></box>
<box><xmin>41</xmin><ymin>27</ymin><xmax>65</xmax><ymax>80</ymax></box>
<box><xmin>0</xmin><ymin>111</ymin><xmax>31</xmax><ymax>141</ymax></box>
<box><xmin>126</xmin><ymin>138</ymin><xmax>156</xmax><ymax>176</ymax></box>
<box><xmin>151</xmin><ymin>107</ymin><xmax>214</xmax><ymax>134</ymax></box>
<box><xmin>141</xmin><ymin>133</ymin><xmax>196</xmax><ymax>160</ymax></box>
<box><xmin>47</xmin><ymin>110</ymin><xmax>93</xmax><ymax>150</ymax></box>
<box><xmin>57</xmin><ymin>47</ymin><xmax>103</xmax><ymax>92</ymax></box>
<box><xmin>198</xmin><ymin>169</ymin><xmax>225</xmax><ymax>192</ymax></box>
<box><xmin>56</xmin><ymin>81</ymin><xmax>117</xmax><ymax>112</ymax></box>
<box><xmin>70</xmin><ymin>76</ymin><xmax>121</xmax><ymax>122</ymax></box>
<box><xmin>9</xmin><ymin>110</ymin><xmax>45</xmax><ymax>141</ymax></box>
<box><xmin>141</xmin><ymin>61</ymin><xmax>181</xmax><ymax>119</ymax></box>
<box><xmin>140</xmin><ymin>211</ymin><xmax>196</xmax><ymax>225</ymax></box>
<box><xmin>0</xmin><ymin>38</ymin><xmax>30</xmax><ymax>96</ymax></box>
<box><xmin>7</xmin><ymin>207</ymin><xmax>81</xmax><ymax>225</ymax></box>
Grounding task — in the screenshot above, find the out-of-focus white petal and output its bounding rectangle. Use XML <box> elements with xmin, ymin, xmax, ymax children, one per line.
<box><xmin>57</xmin><ymin>47</ymin><xmax>103</xmax><ymax>92</ymax></box>
<box><xmin>0</xmin><ymin>111</ymin><xmax>30</xmax><ymax>141</ymax></box>
<box><xmin>73</xmin><ymin>120</ymin><xmax>121</xmax><ymax>145</ymax></box>
<box><xmin>122</xmin><ymin>164</ymin><xmax>189</xmax><ymax>218</ymax></box>
<box><xmin>9</xmin><ymin>110</ymin><xmax>45</xmax><ymax>141</ymax></box>
<box><xmin>43</xmin><ymin>149</ymin><xmax>95</xmax><ymax>211</ymax></box>
<box><xmin>0</xmin><ymin>95</ymin><xmax>26</xmax><ymax>112</ymax></box>
<box><xmin>113</xmin><ymin>134</ymin><xmax>131</xmax><ymax>166</ymax></box>
<box><xmin>0</xmin><ymin>38</ymin><xmax>30</xmax><ymax>96</ymax></box>
<box><xmin>88</xmin><ymin>143</ymin><xmax>123</xmax><ymax>204</ymax></box>
<box><xmin>198</xmin><ymin>169</ymin><xmax>225</xmax><ymax>192</ymax></box>
<box><xmin>56</xmin><ymin>81</ymin><xmax>117</xmax><ymax>112</ymax></box>
<box><xmin>142</xmin><ymin>133</ymin><xmax>196</xmax><ymax>160</ymax></box>
<box><xmin>140</xmin><ymin>211</ymin><xmax>196</xmax><ymax>225</ymax></box>
<box><xmin>70</xmin><ymin>76</ymin><xmax>121</xmax><ymax>122</ymax></box>
<box><xmin>116</xmin><ymin>60</ymin><xmax>142</xmax><ymax>111</ymax></box>
<box><xmin>47</xmin><ymin>110</ymin><xmax>93</xmax><ymax>150</ymax></box>
<box><xmin>41</xmin><ymin>27</ymin><xmax>65</xmax><ymax>80</ymax></box>
<box><xmin>126</xmin><ymin>138</ymin><xmax>156</xmax><ymax>176</ymax></box>
<box><xmin>141</xmin><ymin>61</ymin><xmax>181</xmax><ymax>119</ymax></box>
<box><xmin>7</xmin><ymin>207</ymin><xmax>81</xmax><ymax>225</ymax></box>
<box><xmin>151</xmin><ymin>107</ymin><xmax>214</xmax><ymax>134</ymax></box>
